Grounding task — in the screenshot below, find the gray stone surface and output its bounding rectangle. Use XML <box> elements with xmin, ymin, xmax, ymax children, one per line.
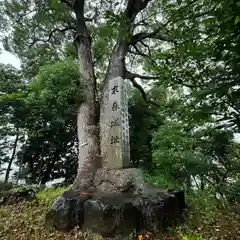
<box><xmin>93</xmin><ymin>168</ymin><xmax>148</xmax><ymax>195</ymax></box>
<box><xmin>46</xmin><ymin>187</ymin><xmax>187</xmax><ymax>237</ymax></box>
<box><xmin>100</xmin><ymin>77</ymin><xmax>130</xmax><ymax>169</ymax></box>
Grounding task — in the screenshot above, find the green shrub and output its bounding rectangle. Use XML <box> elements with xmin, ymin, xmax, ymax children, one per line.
<box><xmin>225</xmin><ymin>180</ymin><xmax>240</xmax><ymax>203</ymax></box>
<box><xmin>170</xmin><ymin>189</ymin><xmax>240</xmax><ymax>240</ymax></box>
<box><xmin>144</xmin><ymin>173</ymin><xmax>177</xmax><ymax>189</ymax></box>
<box><xmin>36</xmin><ymin>186</ymin><xmax>71</xmax><ymax>205</ymax></box>
<box><xmin>0</xmin><ymin>181</ymin><xmax>13</xmax><ymax>191</ymax></box>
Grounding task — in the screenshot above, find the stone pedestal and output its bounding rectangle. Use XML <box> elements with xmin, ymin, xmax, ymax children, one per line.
<box><xmin>46</xmin><ymin>185</ymin><xmax>187</xmax><ymax>237</ymax></box>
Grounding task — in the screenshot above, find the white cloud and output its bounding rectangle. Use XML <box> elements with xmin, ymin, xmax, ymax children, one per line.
<box><xmin>0</xmin><ymin>43</ymin><xmax>21</xmax><ymax>69</ymax></box>
<box><xmin>234</xmin><ymin>133</ymin><xmax>240</xmax><ymax>142</ymax></box>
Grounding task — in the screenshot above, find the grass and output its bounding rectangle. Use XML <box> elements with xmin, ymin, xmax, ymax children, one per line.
<box><xmin>0</xmin><ymin>186</ymin><xmax>104</xmax><ymax>240</ymax></box>
<box><xmin>0</xmin><ymin>186</ymin><xmax>239</xmax><ymax>240</ymax></box>
<box><xmin>0</xmin><ymin>186</ymin><xmax>179</xmax><ymax>239</ymax></box>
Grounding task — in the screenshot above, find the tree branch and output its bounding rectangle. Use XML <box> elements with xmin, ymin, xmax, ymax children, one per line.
<box><xmin>74</xmin><ymin>0</ymin><xmax>89</xmax><ymax>34</ymax></box>
<box><xmin>140</xmin><ymin>40</ymin><xmax>152</xmax><ymax>56</ymax></box>
<box><xmin>105</xmin><ymin>0</ymin><xmax>154</xmax><ymax>81</ymax></box>
<box><xmin>16</xmin><ymin>9</ymin><xmax>36</xmax><ymax>23</ymax></box>
<box><xmin>29</xmin><ymin>26</ymin><xmax>74</xmax><ymax>47</ymax></box>
<box><xmin>127</xmin><ymin>75</ymin><xmax>147</xmax><ymax>102</ymax></box>
<box><xmin>125</xmin><ymin>70</ymin><xmax>159</xmax><ymax>81</ymax></box>
<box><xmin>164</xmin><ymin>1</ymin><xmax>220</xmax><ymax>27</ymax></box>
<box><xmin>60</xmin><ymin>0</ymin><xmax>73</xmax><ymax>8</ymax></box>
<box><xmin>125</xmin><ymin>70</ymin><xmax>160</xmax><ymax>106</ymax></box>
<box><xmin>131</xmin><ymin>44</ymin><xmax>149</xmax><ymax>57</ymax></box>
<box><xmin>125</xmin><ymin>0</ymin><xmax>152</xmax><ymax>22</ymax></box>
<box><xmin>131</xmin><ymin>27</ymin><xmax>176</xmax><ymax>45</ymax></box>
<box><xmin>130</xmin><ymin>1</ymin><xmax>220</xmax><ymax>45</ymax></box>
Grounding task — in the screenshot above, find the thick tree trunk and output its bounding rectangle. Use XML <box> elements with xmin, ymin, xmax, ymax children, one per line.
<box><xmin>40</xmin><ymin>158</ymin><xmax>56</xmax><ymax>185</ymax></box>
<box><xmin>4</xmin><ymin>127</ymin><xmax>19</xmax><ymax>183</ymax></box>
<box><xmin>73</xmin><ymin>0</ymin><xmax>100</xmax><ymax>189</ymax></box>
<box><xmin>73</xmin><ymin>0</ymin><xmax>152</xmax><ymax>188</ymax></box>
<box><xmin>100</xmin><ymin>0</ymin><xmax>152</xmax><ymax>168</ymax></box>
<box><xmin>105</xmin><ymin>43</ymin><xmax>128</xmax><ymax>81</ymax></box>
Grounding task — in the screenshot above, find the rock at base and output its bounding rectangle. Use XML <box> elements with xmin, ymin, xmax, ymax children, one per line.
<box><xmin>46</xmin><ymin>168</ymin><xmax>187</xmax><ymax>238</ymax></box>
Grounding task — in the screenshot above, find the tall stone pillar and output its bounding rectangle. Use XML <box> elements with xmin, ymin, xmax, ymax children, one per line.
<box><xmin>100</xmin><ymin>76</ymin><xmax>130</xmax><ymax>169</ymax></box>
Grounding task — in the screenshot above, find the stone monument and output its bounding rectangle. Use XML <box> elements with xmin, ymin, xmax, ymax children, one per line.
<box><xmin>100</xmin><ymin>76</ymin><xmax>130</xmax><ymax>169</ymax></box>
<box><xmin>46</xmin><ymin>77</ymin><xmax>188</xmax><ymax>239</ymax></box>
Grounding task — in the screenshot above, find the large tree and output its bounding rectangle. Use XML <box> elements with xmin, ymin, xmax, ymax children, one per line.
<box><xmin>146</xmin><ymin>0</ymin><xmax>240</xmax><ymax>132</ymax></box>
<box><xmin>0</xmin><ymin>63</ymin><xmax>27</xmax><ymax>182</ymax></box>
<box><xmin>0</xmin><ymin>0</ymin><xmax>219</xmax><ymax>188</ymax></box>
<box><xmin>16</xmin><ymin>58</ymin><xmax>81</xmax><ymax>184</ymax></box>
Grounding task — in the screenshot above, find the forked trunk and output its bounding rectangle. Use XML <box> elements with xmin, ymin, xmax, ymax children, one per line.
<box><xmin>73</xmin><ymin>0</ymin><xmax>151</xmax><ymax>188</ymax></box>
<box><xmin>73</xmin><ymin>0</ymin><xmax>100</xmax><ymax>189</ymax></box>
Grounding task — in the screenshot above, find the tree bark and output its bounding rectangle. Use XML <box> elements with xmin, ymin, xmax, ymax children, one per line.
<box><xmin>104</xmin><ymin>0</ymin><xmax>153</xmax><ymax>83</ymax></box>
<box><xmin>73</xmin><ymin>0</ymin><xmax>100</xmax><ymax>189</ymax></box>
<box><xmin>73</xmin><ymin>0</ymin><xmax>153</xmax><ymax>188</ymax></box>
<box><xmin>4</xmin><ymin>126</ymin><xmax>19</xmax><ymax>183</ymax></box>
<box><xmin>100</xmin><ymin>1</ymin><xmax>153</xmax><ymax>166</ymax></box>
<box><xmin>16</xmin><ymin>133</ymin><xmax>26</xmax><ymax>186</ymax></box>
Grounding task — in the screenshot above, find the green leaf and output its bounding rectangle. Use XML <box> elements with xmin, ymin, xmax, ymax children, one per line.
<box><xmin>51</xmin><ymin>0</ymin><xmax>61</xmax><ymax>9</ymax></box>
<box><xmin>235</xmin><ymin>16</ymin><xmax>240</xmax><ymax>24</ymax></box>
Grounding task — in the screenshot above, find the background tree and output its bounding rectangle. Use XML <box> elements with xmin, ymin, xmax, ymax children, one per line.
<box><xmin>0</xmin><ymin>63</ymin><xmax>27</xmax><ymax>182</ymax></box>
<box><xmin>15</xmin><ymin>58</ymin><xmax>82</xmax><ymax>184</ymax></box>
<box><xmin>128</xmin><ymin>88</ymin><xmax>165</xmax><ymax>170</ymax></box>
<box><xmin>146</xmin><ymin>0</ymin><xmax>240</xmax><ymax>131</ymax></box>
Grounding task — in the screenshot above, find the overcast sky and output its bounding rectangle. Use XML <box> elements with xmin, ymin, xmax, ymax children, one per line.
<box><xmin>0</xmin><ymin>44</ymin><xmax>21</xmax><ymax>69</ymax></box>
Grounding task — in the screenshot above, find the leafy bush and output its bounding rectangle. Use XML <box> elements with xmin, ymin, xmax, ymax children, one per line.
<box><xmin>36</xmin><ymin>186</ymin><xmax>71</xmax><ymax>205</ymax></box>
<box><xmin>145</xmin><ymin>173</ymin><xmax>177</xmax><ymax>189</ymax></box>
<box><xmin>0</xmin><ymin>181</ymin><xmax>13</xmax><ymax>191</ymax></box>
<box><xmin>225</xmin><ymin>180</ymin><xmax>240</xmax><ymax>203</ymax></box>
<box><xmin>171</xmin><ymin>190</ymin><xmax>240</xmax><ymax>240</ymax></box>
<box><xmin>145</xmin><ymin>174</ymin><xmax>240</xmax><ymax>239</ymax></box>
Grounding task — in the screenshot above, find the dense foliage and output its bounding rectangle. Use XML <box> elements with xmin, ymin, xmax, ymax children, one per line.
<box><xmin>0</xmin><ymin>0</ymin><xmax>240</xmax><ymax>239</ymax></box>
